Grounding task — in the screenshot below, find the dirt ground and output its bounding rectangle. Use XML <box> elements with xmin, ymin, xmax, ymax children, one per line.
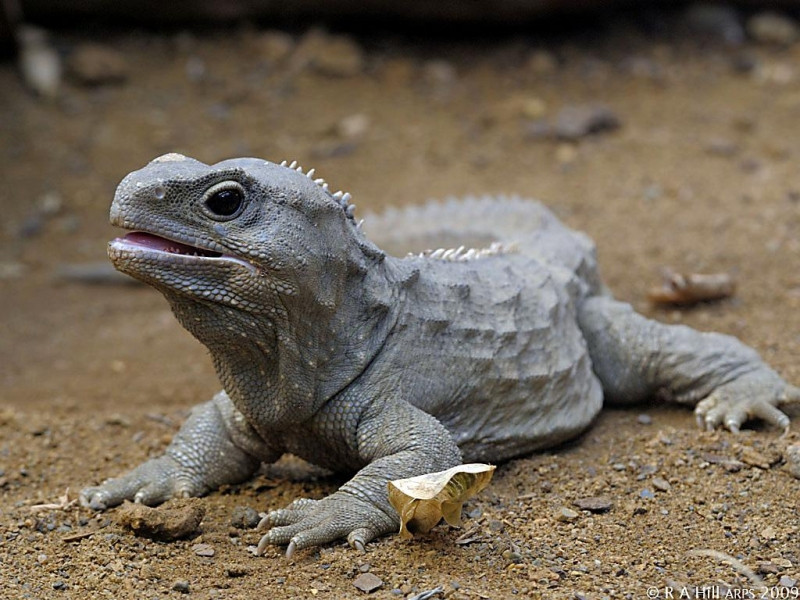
<box><xmin>2</xmin><ymin>10</ymin><xmax>800</xmax><ymax>600</ymax></box>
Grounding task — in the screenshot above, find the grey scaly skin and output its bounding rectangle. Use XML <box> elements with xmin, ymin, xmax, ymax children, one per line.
<box><xmin>80</xmin><ymin>153</ymin><xmax>799</xmax><ymax>557</ymax></box>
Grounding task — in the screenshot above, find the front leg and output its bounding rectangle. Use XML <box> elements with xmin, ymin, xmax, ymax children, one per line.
<box><xmin>578</xmin><ymin>296</ymin><xmax>798</xmax><ymax>433</ymax></box>
<box><xmin>258</xmin><ymin>397</ymin><xmax>462</xmax><ymax>557</ymax></box>
<box><xmin>80</xmin><ymin>391</ymin><xmax>279</xmax><ymax>509</ymax></box>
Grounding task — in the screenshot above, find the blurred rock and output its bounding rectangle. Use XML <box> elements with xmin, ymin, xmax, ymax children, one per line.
<box><xmin>684</xmin><ymin>3</ymin><xmax>744</xmax><ymax>45</ymax></box>
<box><xmin>295</xmin><ymin>30</ymin><xmax>364</xmax><ymax>77</ymax></box>
<box><xmin>17</xmin><ymin>25</ymin><xmax>62</xmax><ymax>100</ymax></box>
<box><xmin>553</xmin><ymin>104</ymin><xmax>621</xmax><ymax>140</ymax></box>
<box><xmin>705</xmin><ymin>138</ymin><xmax>739</xmax><ymax>157</ymax></box>
<box><xmin>422</xmin><ymin>59</ymin><xmax>457</xmax><ymax>86</ymax></box>
<box><xmin>185</xmin><ymin>56</ymin><xmax>206</xmax><ymax>83</ymax></box>
<box><xmin>336</xmin><ymin>113</ymin><xmax>370</xmax><ymax>140</ymax></box>
<box><xmin>67</xmin><ymin>43</ymin><xmax>129</xmax><ymax>86</ymax></box>
<box><xmin>747</xmin><ymin>11</ymin><xmax>799</xmax><ymax>46</ymax></box>
<box><xmin>526</xmin><ymin>49</ymin><xmax>558</xmax><ymax>76</ymax></box>
<box><xmin>254</xmin><ymin>30</ymin><xmax>294</xmax><ymax>65</ymax></box>
<box><xmin>0</xmin><ymin>262</ymin><xmax>26</xmax><ymax>280</ymax></box>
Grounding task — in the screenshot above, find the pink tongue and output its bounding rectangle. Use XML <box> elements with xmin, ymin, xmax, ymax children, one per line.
<box><xmin>124</xmin><ymin>232</ymin><xmax>199</xmax><ymax>254</ymax></box>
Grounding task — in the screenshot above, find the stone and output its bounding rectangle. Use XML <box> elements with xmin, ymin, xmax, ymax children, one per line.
<box><xmin>747</xmin><ymin>12</ymin><xmax>799</xmax><ymax>46</ymax></box>
<box><xmin>353</xmin><ymin>572</ymin><xmax>383</xmax><ymax>593</ymax></box>
<box><xmin>573</xmin><ymin>496</ymin><xmax>613</xmax><ymax>513</ymax></box>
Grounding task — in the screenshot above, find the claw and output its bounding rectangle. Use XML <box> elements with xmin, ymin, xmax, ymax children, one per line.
<box><xmin>286</xmin><ymin>540</ymin><xmax>297</xmax><ymax>559</ymax></box>
<box><xmin>695</xmin><ymin>413</ymin><xmax>705</xmax><ymax>430</ymax></box>
<box><xmin>256</xmin><ymin>515</ymin><xmax>270</xmax><ymax>531</ymax></box>
<box><xmin>353</xmin><ymin>539</ymin><xmax>365</xmax><ymax>553</ymax></box>
<box><xmin>256</xmin><ymin>533</ymin><xmax>270</xmax><ymax>556</ymax></box>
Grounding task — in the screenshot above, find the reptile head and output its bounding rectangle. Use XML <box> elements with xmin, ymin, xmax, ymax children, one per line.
<box><xmin>109</xmin><ymin>153</ymin><xmax>380</xmax><ymax>316</ymax></box>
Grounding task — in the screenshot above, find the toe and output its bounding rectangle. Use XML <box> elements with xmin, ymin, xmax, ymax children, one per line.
<box><xmin>752</xmin><ymin>401</ymin><xmax>790</xmax><ymax>431</ymax></box>
<box><xmin>694</xmin><ymin>396</ymin><xmax>716</xmax><ymax>430</ymax></box>
<box><xmin>723</xmin><ymin>405</ymin><xmax>748</xmax><ymax>433</ymax></box>
<box><xmin>704</xmin><ymin>404</ymin><xmax>727</xmax><ymax>431</ymax></box>
<box><xmin>347</xmin><ymin>527</ymin><xmax>376</xmax><ymax>552</ymax></box>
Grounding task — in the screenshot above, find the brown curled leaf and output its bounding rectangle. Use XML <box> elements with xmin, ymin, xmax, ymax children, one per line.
<box><xmin>387</xmin><ymin>463</ymin><xmax>495</xmax><ymax>539</ymax></box>
<box><xmin>648</xmin><ymin>268</ymin><xmax>736</xmax><ymax>306</ymax></box>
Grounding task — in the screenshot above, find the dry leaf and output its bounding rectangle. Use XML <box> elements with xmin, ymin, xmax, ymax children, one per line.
<box><xmin>388</xmin><ymin>463</ymin><xmax>495</xmax><ymax>539</ymax></box>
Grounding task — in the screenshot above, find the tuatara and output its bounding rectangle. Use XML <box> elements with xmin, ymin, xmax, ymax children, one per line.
<box><xmin>80</xmin><ymin>153</ymin><xmax>798</xmax><ymax>556</ymax></box>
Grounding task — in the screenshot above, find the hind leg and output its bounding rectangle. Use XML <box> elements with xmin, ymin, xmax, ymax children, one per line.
<box><xmin>578</xmin><ymin>296</ymin><xmax>797</xmax><ymax>433</ymax></box>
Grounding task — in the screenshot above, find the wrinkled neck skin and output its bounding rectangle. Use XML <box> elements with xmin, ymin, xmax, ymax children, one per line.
<box><xmin>165</xmin><ymin>247</ymin><xmax>404</xmax><ymax>433</ymax></box>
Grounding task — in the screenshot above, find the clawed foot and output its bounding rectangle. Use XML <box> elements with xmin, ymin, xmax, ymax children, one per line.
<box><xmin>79</xmin><ymin>456</ymin><xmax>206</xmax><ymax>510</ymax></box>
<box><xmin>256</xmin><ymin>492</ymin><xmax>397</xmax><ymax>558</ymax></box>
<box><xmin>694</xmin><ymin>370</ymin><xmax>799</xmax><ymax>434</ymax></box>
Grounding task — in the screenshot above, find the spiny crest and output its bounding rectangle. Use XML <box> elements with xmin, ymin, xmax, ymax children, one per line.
<box><xmin>412</xmin><ymin>241</ymin><xmax>516</xmax><ymax>262</ymax></box>
<box><xmin>278</xmin><ymin>159</ymin><xmax>362</xmax><ymax>229</ymax></box>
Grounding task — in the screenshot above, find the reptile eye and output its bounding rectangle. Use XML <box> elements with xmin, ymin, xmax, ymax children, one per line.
<box><xmin>202</xmin><ymin>182</ymin><xmax>245</xmax><ymax>220</ymax></box>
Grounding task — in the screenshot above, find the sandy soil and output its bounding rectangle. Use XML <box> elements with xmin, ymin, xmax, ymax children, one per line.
<box><xmin>1</xmin><ymin>12</ymin><xmax>800</xmax><ymax>600</ymax></box>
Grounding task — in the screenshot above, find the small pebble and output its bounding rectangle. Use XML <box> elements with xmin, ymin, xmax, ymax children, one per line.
<box><xmin>553</xmin><ymin>104</ymin><xmax>621</xmax><ymax>140</ymax></box>
<box><xmin>640</xmin><ymin>489</ymin><xmax>655</xmax><ymax>499</ymax></box>
<box><xmin>636</xmin><ymin>414</ymin><xmax>652</xmax><ymax>425</ymax></box>
<box><xmin>779</xmin><ymin>575</ymin><xmax>798</xmax><ymax>587</ymax></box>
<box><xmin>573</xmin><ymin>496</ymin><xmax>613</xmax><ymax>513</ymax></box>
<box><xmin>230</xmin><ymin>506</ymin><xmax>261</xmax><ymax>529</ymax></box>
<box><xmin>353</xmin><ymin>572</ymin><xmax>383</xmax><ymax>593</ymax></box>
<box><xmin>192</xmin><ymin>543</ymin><xmax>215</xmax><ymax>557</ymax></box>
<box><xmin>225</xmin><ymin>564</ymin><xmax>250</xmax><ymax>578</ymax></box>
<box><xmin>739</xmin><ymin>446</ymin><xmax>771</xmax><ymax>470</ymax></box>
<box><xmin>172</xmin><ymin>580</ymin><xmax>190</xmax><ymax>593</ymax></box>
<box><xmin>652</xmin><ymin>477</ymin><xmax>671</xmax><ymax>492</ymax></box>
<box><xmin>487</xmin><ymin>519</ymin><xmax>505</xmax><ymax>532</ymax></box>
<box><xmin>758</xmin><ymin>562</ymin><xmax>780</xmax><ymax>575</ymax></box>
<box><xmin>706</xmin><ymin>138</ymin><xmax>739</xmax><ymax>157</ymax></box>
<box><xmin>784</xmin><ymin>443</ymin><xmax>800</xmax><ymax>479</ymax></box>
<box><xmin>556</xmin><ymin>507</ymin><xmax>580</xmax><ymax>522</ymax></box>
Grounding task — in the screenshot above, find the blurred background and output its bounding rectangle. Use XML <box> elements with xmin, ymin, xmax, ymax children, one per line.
<box><xmin>2</xmin><ymin>2</ymin><xmax>800</xmax><ymax>598</ymax></box>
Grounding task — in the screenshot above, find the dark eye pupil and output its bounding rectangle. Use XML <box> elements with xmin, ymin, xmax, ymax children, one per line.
<box><xmin>206</xmin><ymin>189</ymin><xmax>243</xmax><ymax>217</ymax></box>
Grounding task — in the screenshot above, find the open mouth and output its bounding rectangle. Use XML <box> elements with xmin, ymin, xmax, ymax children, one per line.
<box><xmin>110</xmin><ymin>231</ymin><xmax>257</xmax><ymax>273</ymax></box>
<box><xmin>119</xmin><ymin>232</ymin><xmax>223</xmax><ymax>257</ymax></box>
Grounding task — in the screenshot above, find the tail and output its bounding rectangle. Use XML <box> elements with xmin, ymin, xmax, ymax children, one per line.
<box><xmin>362</xmin><ymin>195</ymin><xmax>604</xmax><ymax>294</ymax></box>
